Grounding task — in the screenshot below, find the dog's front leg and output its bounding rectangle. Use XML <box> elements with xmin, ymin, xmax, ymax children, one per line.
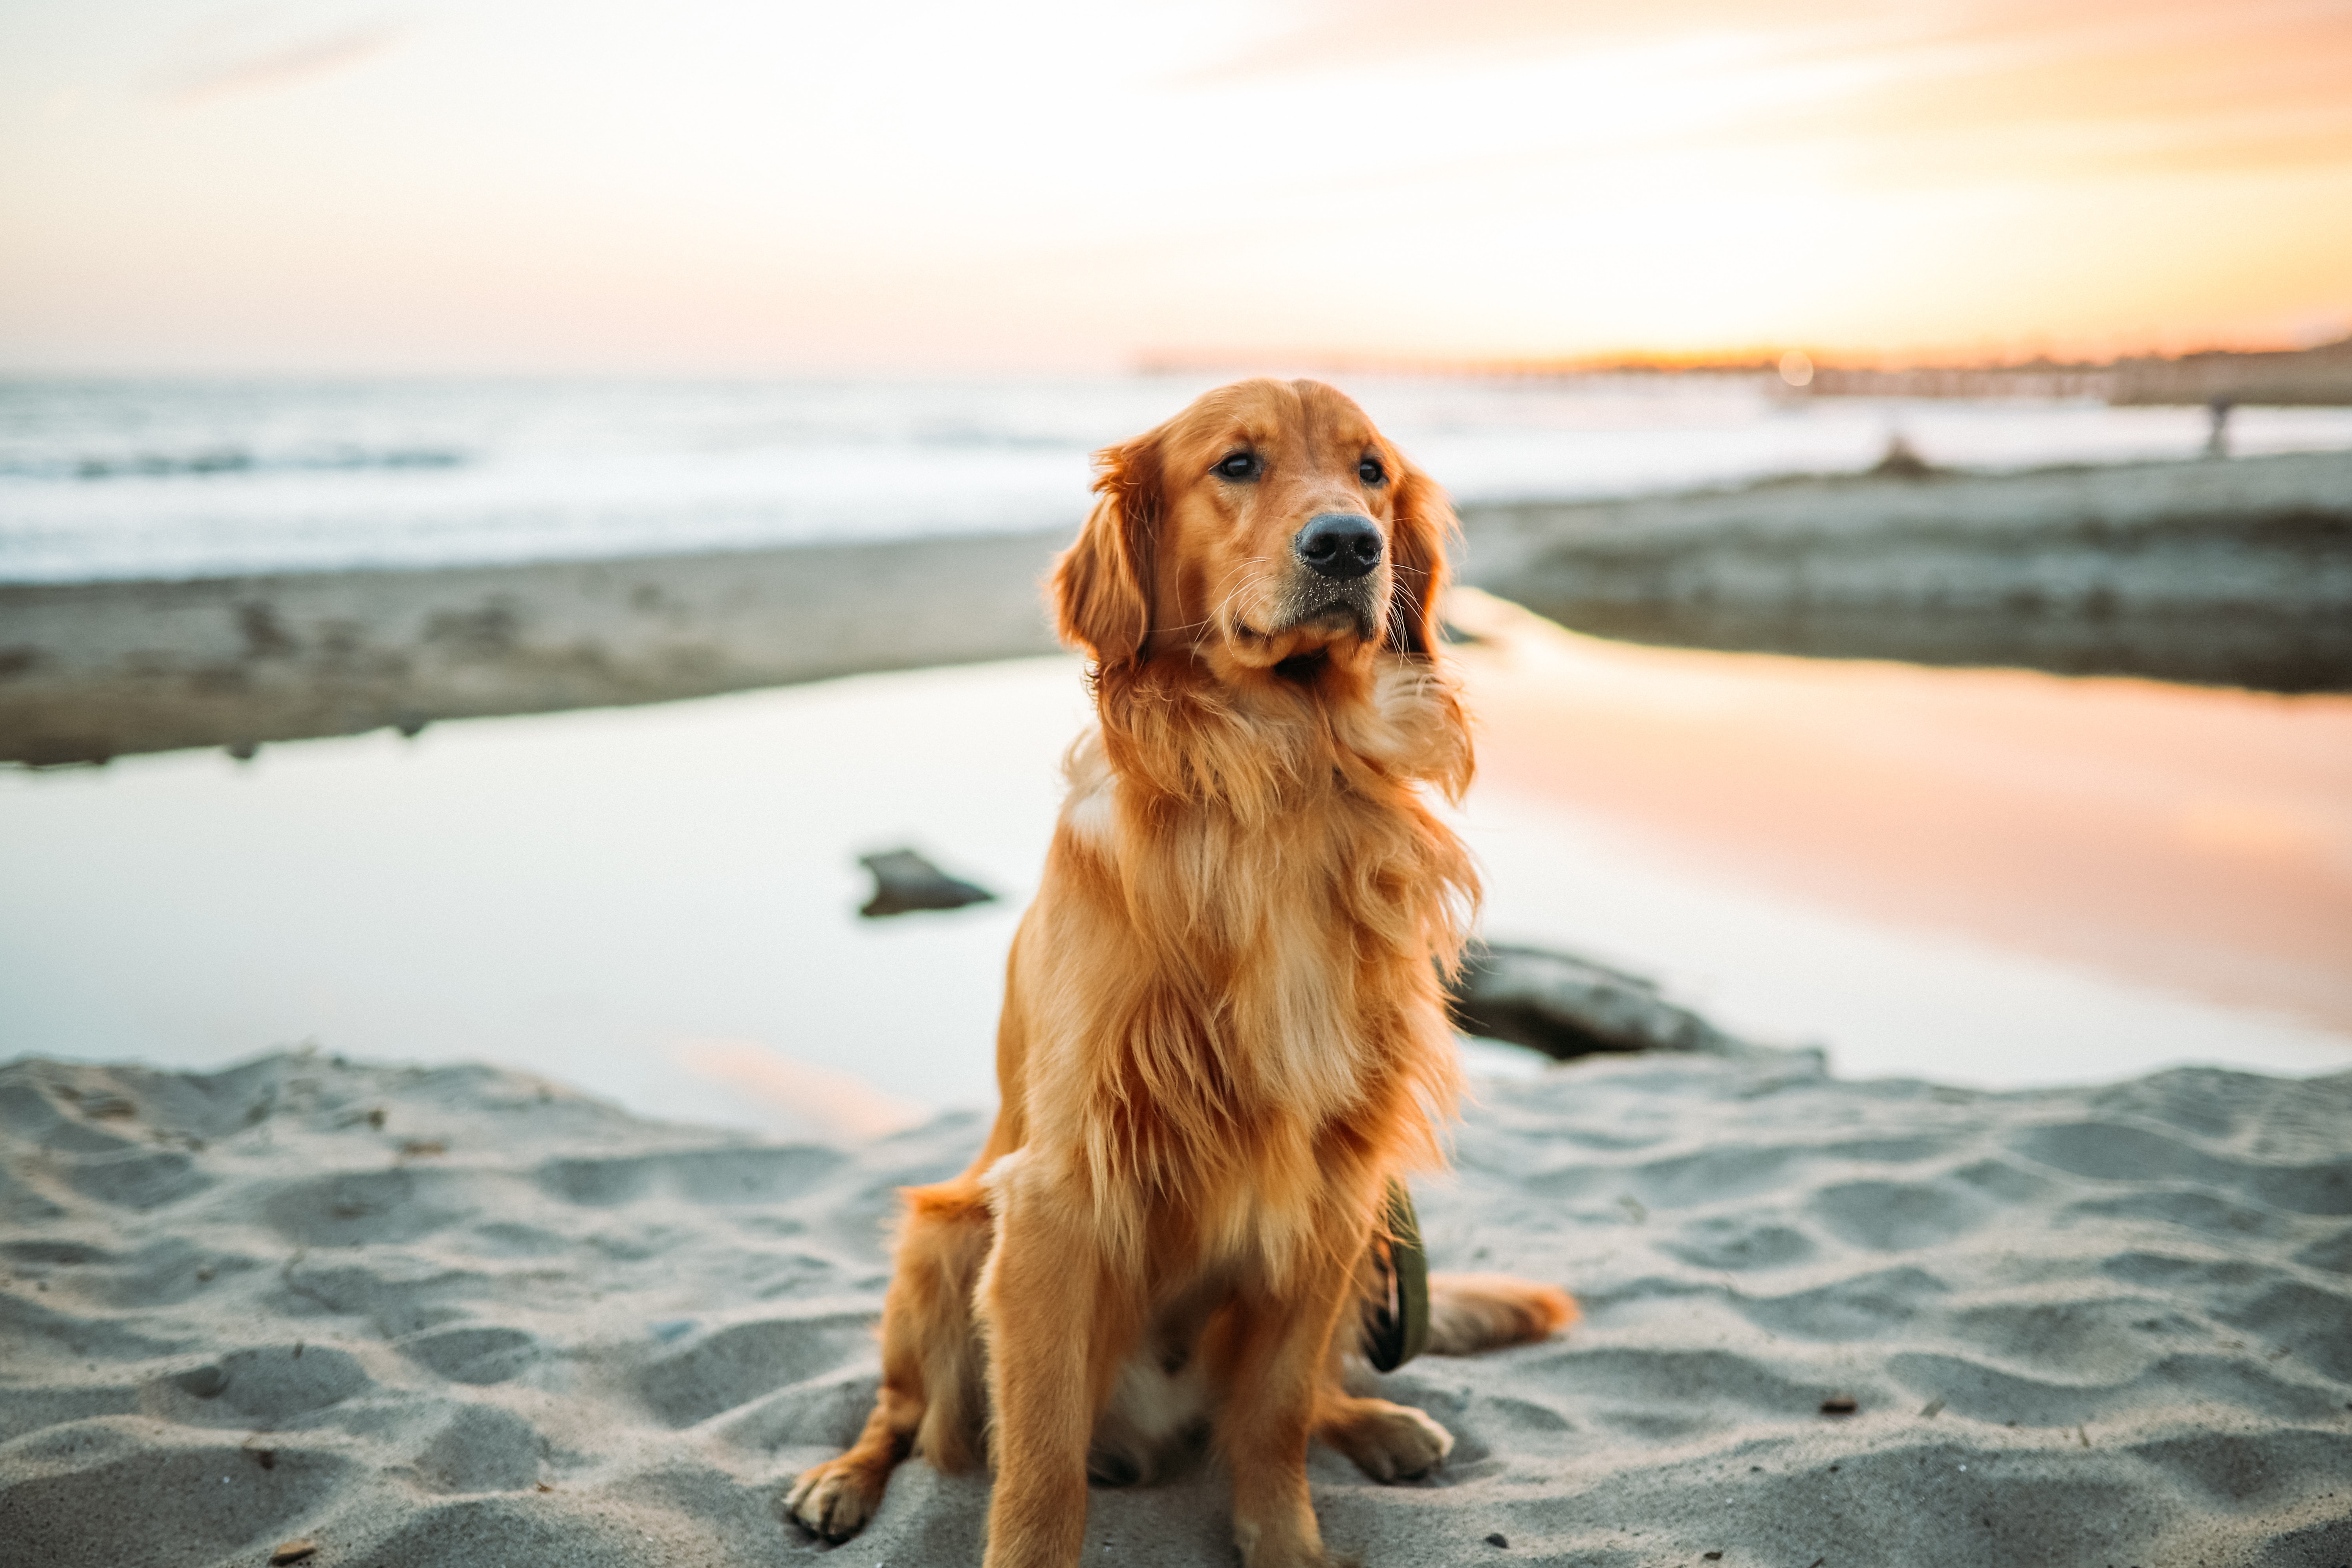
<box><xmin>979</xmin><ymin>1163</ymin><xmax>1128</xmax><ymax>1568</ymax></box>
<box><xmin>1216</xmin><ymin>1246</ymin><xmax>1358</xmax><ymax>1568</ymax></box>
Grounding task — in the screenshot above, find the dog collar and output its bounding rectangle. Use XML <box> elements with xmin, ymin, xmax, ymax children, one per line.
<box><xmin>1363</xmin><ymin>1178</ymin><xmax>1429</xmax><ymax>1372</ymax></box>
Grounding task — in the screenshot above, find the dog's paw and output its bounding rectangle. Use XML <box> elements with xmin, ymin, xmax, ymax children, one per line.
<box><xmin>783</xmin><ymin>1460</ymin><xmax>886</xmax><ymax>1542</ymax></box>
<box><xmin>1234</xmin><ymin>1519</ymin><xmax>1356</xmax><ymax>1568</ymax></box>
<box><xmin>1242</xmin><ymin>1548</ymin><xmax>1357</xmax><ymax>1568</ymax></box>
<box><xmin>1319</xmin><ymin>1398</ymin><xmax>1454</xmax><ymax>1484</ymax></box>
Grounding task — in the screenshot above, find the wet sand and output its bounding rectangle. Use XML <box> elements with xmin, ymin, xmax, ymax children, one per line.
<box><xmin>1457</xmin><ymin>450</ymin><xmax>2352</xmax><ymax>692</ymax></box>
<box><xmin>10</xmin><ymin>448</ymin><xmax>2347</xmax><ymax>767</ymax></box>
<box><xmin>0</xmin><ymin>531</ymin><xmax>1068</xmax><ymax>766</ymax></box>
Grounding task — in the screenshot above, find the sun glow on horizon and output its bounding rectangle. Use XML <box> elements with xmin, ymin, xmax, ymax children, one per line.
<box><xmin>1</xmin><ymin>0</ymin><xmax>2347</xmax><ymax>374</ymax></box>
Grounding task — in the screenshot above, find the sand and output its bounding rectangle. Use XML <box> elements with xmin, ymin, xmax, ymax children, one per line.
<box><xmin>5</xmin><ymin>1046</ymin><xmax>2349</xmax><ymax>1567</ymax></box>
<box><xmin>0</xmin><ymin>531</ymin><xmax>1070</xmax><ymax>766</ymax></box>
<box><xmin>1454</xmin><ymin>450</ymin><xmax>2352</xmax><ymax>692</ymax></box>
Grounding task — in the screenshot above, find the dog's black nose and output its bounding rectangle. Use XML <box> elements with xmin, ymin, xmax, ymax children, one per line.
<box><xmin>1293</xmin><ymin>513</ymin><xmax>1383</xmax><ymax>579</ymax></box>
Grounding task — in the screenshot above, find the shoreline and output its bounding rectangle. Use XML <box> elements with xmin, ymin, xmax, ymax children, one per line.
<box><xmin>0</xmin><ymin>531</ymin><xmax>1067</xmax><ymax>766</ymax></box>
<box><xmin>1456</xmin><ymin>449</ymin><xmax>2352</xmax><ymax>693</ymax></box>
<box><xmin>5</xmin><ymin>634</ymin><xmax>2343</xmax><ymax>1136</ymax></box>
<box><xmin>7</xmin><ymin>449</ymin><xmax>2351</xmax><ymax>764</ymax></box>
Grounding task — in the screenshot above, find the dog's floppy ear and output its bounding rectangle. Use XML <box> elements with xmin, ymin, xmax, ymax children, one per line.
<box><xmin>1386</xmin><ymin>454</ymin><xmax>1455</xmax><ymax>659</ymax></box>
<box><xmin>1051</xmin><ymin>434</ymin><xmax>1160</xmax><ymax>668</ymax></box>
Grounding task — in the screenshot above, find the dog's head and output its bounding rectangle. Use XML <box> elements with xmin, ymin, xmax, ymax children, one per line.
<box><xmin>1051</xmin><ymin>379</ymin><xmax>1452</xmax><ymax>684</ymax></box>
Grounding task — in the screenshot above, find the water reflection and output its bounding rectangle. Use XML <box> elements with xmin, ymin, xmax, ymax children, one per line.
<box><xmin>4</xmin><ymin>627</ymin><xmax>2345</xmax><ymax>1128</ymax></box>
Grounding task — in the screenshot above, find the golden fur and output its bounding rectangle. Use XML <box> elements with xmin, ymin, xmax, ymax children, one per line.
<box><xmin>786</xmin><ymin>378</ymin><xmax>1575</xmax><ymax>1568</ymax></box>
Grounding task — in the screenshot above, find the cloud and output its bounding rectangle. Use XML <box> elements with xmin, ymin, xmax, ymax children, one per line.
<box><xmin>1185</xmin><ymin>0</ymin><xmax>2352</xmax><ymax>193</ymax></box>
<box><xmin>149</xmin><ymin>7</ymin><xmax>412</xmax><ymax>105</ymax></box>
<box><xmin>1773</xmin><ymin>2</ymin><xmax>2352</xmax><ymax>134</ymax></box>
<box><xmin>1681</xmin><ymin>2</ymin><xmax>2352</xmax><ymax>192</ymax></box>
<box><xmin>1185</xmin><ymin>0</ymin><xmax>1872</xmax><ymax>81</ymax></box>
<box><xmin>1194</xmin><ymin>0</ymin><xmax>2352</xmax><ymax>128</ymax></box>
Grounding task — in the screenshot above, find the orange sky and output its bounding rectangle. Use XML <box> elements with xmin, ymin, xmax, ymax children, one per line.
<box><xmin>2</xmin><ymin>0</ymin><xmax>2347</xmax><ymax>373</ymax></box>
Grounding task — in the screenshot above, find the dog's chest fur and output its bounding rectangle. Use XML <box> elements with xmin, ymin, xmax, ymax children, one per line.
<box><xmin>1014</xmin><ymin>657</ymin><xmax>1474</xmax><ymax>1286</ymax></box>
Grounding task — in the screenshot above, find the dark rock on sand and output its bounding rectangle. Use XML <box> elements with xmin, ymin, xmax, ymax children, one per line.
<box><xmin>1448</xmin><ymin>941</ymin><xmax>1738</xmax><ymax>1060</ymax></box>
<box><xmin>857</xmin><ymin>849</ymin><xmax>997</xmax><ymax>918</ymax></box>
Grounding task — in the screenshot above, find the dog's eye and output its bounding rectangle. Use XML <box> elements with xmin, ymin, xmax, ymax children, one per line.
<box><xmin>1358</xmin><ymin>457</ymin><xmax>1386</xmax><ymax>485</ymax></box>
<box><xmin>1216</xmin><ymin>452</ymin><xmax>1258</xmax><ymax>480</ymax></box>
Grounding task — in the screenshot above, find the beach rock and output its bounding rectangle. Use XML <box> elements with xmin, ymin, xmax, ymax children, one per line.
<box><xmin>1447</xmin><ymin>940</ymin><xmax>1738</xmax><ymax>1059</ymax></box>
<box><xmin>856</xmin><ymin>848</ymin><xmax>996</xmax><ymax>918</ymax></box>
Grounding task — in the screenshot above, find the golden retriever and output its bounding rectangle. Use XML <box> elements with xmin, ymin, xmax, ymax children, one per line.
<box><xmin>786</xmin><ymin>378</ymin><xmax>1575</xmax><ymax>1567</ymax></box>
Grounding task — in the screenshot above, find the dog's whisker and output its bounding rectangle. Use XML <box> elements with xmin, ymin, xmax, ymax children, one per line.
<box><xmin>1201</xmin><ymin>560</ymin><xmax>1273</xmax><ymax>655</ymax></box>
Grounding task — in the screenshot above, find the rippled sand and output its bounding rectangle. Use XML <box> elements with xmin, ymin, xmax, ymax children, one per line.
<box><xmin>4</xmin><ymin>1048</ymin><xmax>2347</xmax><ymax>1566</ymax></box>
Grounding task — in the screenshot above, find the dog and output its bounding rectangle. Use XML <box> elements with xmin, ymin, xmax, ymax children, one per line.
<box><xmin>785</xmin><ymin>378</ymin><xmax>1575</xmax><ymax>1568</ymax></box>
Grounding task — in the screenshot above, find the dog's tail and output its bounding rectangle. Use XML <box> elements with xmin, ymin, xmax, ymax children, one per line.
<box><xmin>1421</xmin><ymin>1273</ymin><xmax>1577</xmax><ymax>1356</ymax></box>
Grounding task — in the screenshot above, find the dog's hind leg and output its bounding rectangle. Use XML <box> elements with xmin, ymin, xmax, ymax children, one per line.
<box><xmin>784</xmin><ymin>1180</ymin><xmax>993</xmax><ymax>1542</ymax></box>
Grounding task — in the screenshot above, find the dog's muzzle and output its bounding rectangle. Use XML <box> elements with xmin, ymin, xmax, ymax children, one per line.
<box><xmin>1272</xmin><ymin>513</ymin><xmax>1384</xmax><ymax>638</ymax></box>
<box><xmin>1293</xmin><ymin>513</ymin><xmax>1383</xmax><ymax>580</ymax></box>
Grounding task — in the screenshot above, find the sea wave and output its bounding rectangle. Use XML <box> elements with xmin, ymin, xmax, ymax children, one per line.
<box><xmin>9</xmin><ymin>447</ymin><xmax>468</xmax><ymax>482</ymax></box>
<box><xmin>4</xmin><ymin>376</ymin><xmax>2350</xmax><ymax>583</ymax></box>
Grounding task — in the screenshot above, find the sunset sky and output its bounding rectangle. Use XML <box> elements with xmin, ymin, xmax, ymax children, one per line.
<box><xmin>2</xmin><ymin>0</ymin><xmax>2348</xmax><ymax>374</ymax></box>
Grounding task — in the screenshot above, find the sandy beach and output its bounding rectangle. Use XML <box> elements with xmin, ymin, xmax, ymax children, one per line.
<box><xmin>7</xmin><ymin>516</ymin><xmax>2351</xmax><ymax>1567</ymax></box>
<box><xmin>4</xmin><ymin>1044</ymin><xmax>2348</xmax><ymax>1566</ymax></box>
<box><xmin>11</xmin><ymin>0</ymin><xmax>2352</xmax><ymax>1556</ymax></box>
<box><xmin>6</xmin><ymin>631</ymin><xmax>2351</xmax><ymax>1565</ymax></box>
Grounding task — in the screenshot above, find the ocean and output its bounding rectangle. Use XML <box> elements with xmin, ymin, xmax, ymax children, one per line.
<box><xmin>5</xmin><ymin>374</ymin><xmax>2351</xmax><ymax>584</ymax></box>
